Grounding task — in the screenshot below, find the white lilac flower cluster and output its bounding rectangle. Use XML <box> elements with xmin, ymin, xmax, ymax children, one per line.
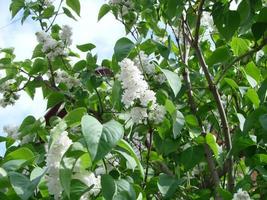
<box><xmin>154</xmin><ymin>73</ymin><xmax>166</xmax><ymax>85</ymax></box>
<box><xmin>119</xmin><ymin>58</ymin><xmax>166</xmax><ymax>124</ymax></box>
<box><xmin>3</xmin><ymin>125</ymin><xmax>20</xmax><ymax>140</ymax></box>
<box><xmin>232</xmin><ymin>189</ymin><xmax>251</xmax><ymax>200</ymax></box>
<box><xmin>43</xmin><ymin>0</ymin><xmax>54</xmax><ymax>7</ymax></box>
<box><xmin>73</xmin><ymin>171</ymin><xmax>101</xmax><ymax>199</ymax></box>
<box><xmin>3</xmin><ymin>125</ymin><xmax>33</xmax><ymax>144</ymax></box>
<box><xmin>134</xmin><ymin>51</ymin><xmax>166</xmax><ymax>84</ymax></box>
<box><xmin>46</xmin><ymin>120</ymin><xmax>72</xmax><ymax>199</ymax></box>
<box><xmin>36</xmin><ymin>25</ymin><xmax>72</xmax><ymax>60</ymax></box>
<box><xmin>134</xmin><ymin>51</ymin><xmax>155</xmax><ymax>75</ymax></box>
<box><xmin>109</xmin><ymin>0</ymin><xmax>134</xmax><ymax>16</ymax></box>
<box><xmin>0</xmin><ymin>79</ymin><xmax>20</xmax><ymax>108</ymax></box>
<box><xmin>54</xmin><ymin>70</ymin><xmax>80</xmax><ymax>89</ymax></box>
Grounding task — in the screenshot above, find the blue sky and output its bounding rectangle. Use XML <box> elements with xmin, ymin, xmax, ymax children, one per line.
<box><xmin>0</xmin><ymin>0</ymin><xmax>125</xmax><ymax>155</ymax></box>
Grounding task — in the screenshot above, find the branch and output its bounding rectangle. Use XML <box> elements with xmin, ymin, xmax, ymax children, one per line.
<box><xmin>144</xmin><ymin>125</ymin><xmax>153</xmax><ymax>186</ymax></box>
<box><xmin>183</xmin><ymin>3</ymin><xmax>234</xmax><ymax>191</ymax></box>
<box><xmin>171</xmin><ymin>19</ymin><xmax>222</xmax><ymax>198</ymax></box>
<box><xmin>193</xmin><ymin>43</ymin><xmax>234</xmax><ymax>192</ymax></box>
<box><xmin>47</xmin><ymin>59</ymin><xmax>56</xmax><ymax>87</ymax></box>
<box><xmin>216</xmin><ymin>37</ymin><xmax>267</xmax><ymax>84</ymax></box>
<box><xmin>46</xmin><ymin>0</ymin><xmax>64</xmax><ymax>32</ymax></box>
<box><xmin>194</xmin><ymin>0</ymin><xmax>205</xmax><ymax>45</ymax></box>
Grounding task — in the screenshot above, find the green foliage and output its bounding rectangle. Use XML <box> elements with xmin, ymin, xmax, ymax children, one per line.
<box><xmin>114</xmin><ymin>37</ymin><xmax>135</xmax><ymax>61</ymax></box>
<box><xmin>81</xmin><ymin>115</ymin><xmax>124</xmax><ymax>164</ymax></box>
<box><xmin>1</xmin><ymin>0</ymin><xmax>267</xmax><ymax>199</ymax></box>
<box><xmin>66</xmin><ymin>0</ymin><xmax>80</xmax><ymax>16</ymax></box>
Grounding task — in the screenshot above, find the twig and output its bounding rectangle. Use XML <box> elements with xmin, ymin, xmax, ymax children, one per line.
<box><xmin>47</xmin><ymin>59</ymin><xmax>56</xmax><ymax>87</ymax></box>
<box><xmin>194</xmin><ymin>0</ymin><xmax>205</xmax><ymax>45</ymax></box>
<box><xmin>216</xmin><ymin>37</ymin><xmax>267</xmax><ymax>84</ymax></box>
<box><xmin>144</xmin><ymin>125</ymin><xmax>153</xmax><ymax>186</ymax></box>
<box><xmin>46</xmin><ymin>0</ymin><xmax>64</xmax><ymax>32</ymax></box>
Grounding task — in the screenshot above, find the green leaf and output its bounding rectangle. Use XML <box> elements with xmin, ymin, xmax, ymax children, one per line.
<box><xmin>114</xmin><ymin>179</ymin><xmax>136</xmax><ymax>200</ymax></box>
<box><xmin>217</xmin><ymin>188</ymin><xmax>233</xmax><ymax>200</ymax></box>
<box><xmin>165</xmin><ymin>0</ymin><xmax>183</xmax><ymax>20</ymax></box>
<box><xmin>224</xmin><ymin>78</ymin><xmax>239</xmax><ymax>90</ymax></box>
<box><xmin>230</xmin><ymin>37</ymin><xmax>249</xmax><ymax>56</ymax></box>
<box><xmin>9</xmin><ymin>171</ymin><xmax>45</xmax><ymax>200</ymax></box>
<box><xmin>232</xmin><ymin>135</ymin><xmax>255</xmax><ymax>156</ymax></box>
<box><xmin>10</xmin><ymin>0</ymin><xmax>25</xmax><ymax>18</ymax></box>
<box><xmin>76</xmin><ymin>43</ymin><xmax>96</xmax><ymax>52</ymax></box>
<box><xmin>257</xmin><ymin>7</ymin><xmax>267</xmax><ymax>23</ymax></box>
<box><xmin>185</xmin><ymin>114</ymin><xmax>199</xmax><ymax>127</ymax></box>
<box><xmin>81</xmin><ymin>115</ymin><xmax>124</xmax><ymax>163</ymax></box>
<box><xmin>155</xmin><ymin>42</ymin><xmax>170</xmax><ymax>59</ymax></box>
<box><xmin>172</xmin><ymin>111</ymin><xmax>185</xmax><ymax>139</ymax></box>
<box><xmin>63</xmin><ymin>7</ymin><xmax>76</xmax><ymax>20</ymax></box>
<box><xmin>117</xmin><ymin>139</ymin><xmax>145</xmax><ymax>179</ymax></box>
<box><xmin>206</xmin><ymin>46</ymin><xmax>231</xmax><ymax>66</ymax></box>
<box><xmin>114</xmin><ymin>38</ymin><xmax>135</xmax><ymax>61</ymax></box>
<box><xmin>157</xmin><ymin>174</ymin><xmax>184</xmax><ymax>199</ymax></box>
<box><xmin>73</xmin><ymin>60</ymin><xmax>87</xmax><ymax>71</ymax></box>
<box><xmin>246</xmin><ymin>88</ymin><xmax>260</xmax><ymax>108</ymax></box>
<box><xmin>101</xmin><ymin>174</ymin><xmax>116</xmax><ymax>200</ymax></box>
<box><xmin>30</xmin><ymin>58</ymin><xmax>47</xmax><ymax>75</ymax></box>
<box><xmin>32</xmin><ymin>44</ymin><xmax>45</xmax><ymax>59</ymax></box>
<box><xmin>101</xmin><ymin>175</ymin><xmax>136</xmax><ymax>200</ymax></box>
<box><xmin>111</xmin><ymin>80</ymin><xmax>122</xmax><ymax>111</ymax></box>
<box><xmin>98</xmin><ymin>4</ymin><xmax>111</xmax><ymax>21</ymax></box>
<box><xmin>64</xmin><ymin>107</ymin><xmax>87</xmax><ymax>128</ymax></box>
<box><xmin>60</xmin><ymin>167</ymin><xmax>72</xmax><ymax>199</ymax></box>
<box><xmin>47</xmin><ymin>92</ymin><xmax>64</xmax><ymax>109</ymax></box>
<box><xmin>258</xmin><ymin>78</ymin><xmax>267</xmax><ymax>103</ymax></box>
<box><xmin>66</xmin><ymin>0</ymin><xmax>80</xmax><ymax>16</ymax></box>
<box><xmin>42</xmin><ymin>5</ymin><xmax>55</xmax><ymax>19</ymax></box>
<box><xmin>165</xmin><ymin>99</ymin><xmax>176</xmax><ymax>115</ymax></box>
<box><xmin>206</xmin><ymin>133</ymin><xmax>218</xmax><ymax>157</ymax></box>
<box><xmin>161</xmin><ymin>69</ymin><xmax>181</xmax><ymax>97</ymax></box>
<box><xmin>251</xmin><ymin>22</ymin><xmax>267</xmax><ymax>40</ymax></box>
<box><xmin>237</xmin><ymin>0</ymin><xmax>251</xmax><ymax>25</ymax></box>
<box><xmin>245</xmin><ymin>62</ymin><xmax>261</xmax><ymax>84</ymax></box>
<box><xmin>178</xmin><ymin>145</ymin><xmax>205</xmax><ymax>170</ymax></box>
<box><xmin>259</xmin><ymin>114</ymin><xmax>267</xmax><ymax>130</ymax></box>
<box><xmin>69</xmin><ymin>179</ymin><xmax>88</xmax><ymax>199</ymax></box>
<box><xmin>81</xmin><ymin>115</ymin><xmax>103</xmax><ymax>162</ymax></box>
<box><xmin>5</xmin><ymin>147</ymin><xmax>34</xmax><ymax>163</ymax></box>
<box><xmin>213</xmin><ymin>5</ymin><xmax>240</xmax><ymax>40</ymax></box>
<box><xmin>115</xmin><ymin>149</ymin><xmax>136</xmax><ymax>170</ymax></box>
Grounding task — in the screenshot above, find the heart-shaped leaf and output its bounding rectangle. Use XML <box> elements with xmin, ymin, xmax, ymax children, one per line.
<box><xmin>81</xmin><ymin>115</ymin><xmax>124</xmax><ymax>164</ymax></box>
